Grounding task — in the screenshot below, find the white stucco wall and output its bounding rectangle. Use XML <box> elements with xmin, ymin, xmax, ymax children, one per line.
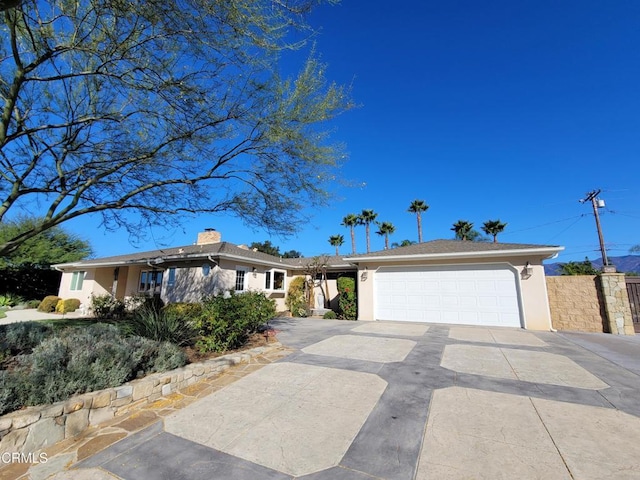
<box><xmin>57</xmin><ymin>268</ymin><xmax>111</xmax><ymax>308</ymax></box>
<box><xmin>158</xmin><ymin>260</ymin><xmax>289</xmax><ymax>311</ymax></box>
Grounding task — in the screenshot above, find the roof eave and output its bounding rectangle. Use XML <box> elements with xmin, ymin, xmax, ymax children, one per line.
<box><xmin>343</xmin><ymin>246</ymin><xmax>565</xmax><ymax>263</ymax></box>
<box><xmin>54</xmin><ymin>252</ymin><xmax>308</xmax><ymax>270</ymax></box>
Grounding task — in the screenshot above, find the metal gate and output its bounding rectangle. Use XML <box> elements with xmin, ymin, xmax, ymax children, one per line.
<box><xmin>626</xmin><ymin>277</ymin><xmax>640</xmax><ymax>332</ymax></box>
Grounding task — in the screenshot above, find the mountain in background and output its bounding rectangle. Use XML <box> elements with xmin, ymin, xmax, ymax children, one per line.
<box><xmin>545</xmin><ymin>255</ymin><xmax>640</xmax><ymax>276</ymax></box>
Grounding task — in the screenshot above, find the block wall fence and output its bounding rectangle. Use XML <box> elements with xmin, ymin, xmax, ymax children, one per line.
<box><xmin>546</xmin><ymin>273</ymin><xmax>634</xmax><ymax>334</ymax></box>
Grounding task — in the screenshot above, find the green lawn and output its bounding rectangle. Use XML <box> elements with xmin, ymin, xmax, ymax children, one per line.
<box><xmin>38</xmin><ymin>317</ymin><xmax>112</xmax><ymax>330</ymax></box>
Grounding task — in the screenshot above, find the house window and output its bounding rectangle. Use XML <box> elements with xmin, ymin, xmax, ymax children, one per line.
<box><xmin>70</xmin><ymin>271</ymin><xmax>85</xmax><ymax>291</ymax></box>
<box><xmin>235</xmin><ymin>269</ymin><xmax>246</xmax><ymax>291</ymax></box>
<box><xmin>139</xmin><ymin>270</ymin><xmax>163</xmax><ymax>293</ymax></box>
<box><xmin>202</xmin><ymin>264</ymin><xmax>211</xmax><ymax>276</ymax></box>
<box><xmin>167</xmin><ymin>268</ymin><xmax>176</xmax><ymax>287</ymax></box>
<box><xmin>265</xmin><ymin>269</ymin><xmax>285</xmax><ymax>291</ymax></box>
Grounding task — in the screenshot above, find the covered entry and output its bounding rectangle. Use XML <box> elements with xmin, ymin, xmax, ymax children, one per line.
<box><xmin>374</xmin><ymin>264</ymin><xmax>522</xmax><ymax>327</ymax></box>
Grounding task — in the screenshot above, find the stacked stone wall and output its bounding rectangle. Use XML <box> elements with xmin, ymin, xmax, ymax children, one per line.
<box><xmin>0</xmin><ymin>344</ymin><xmax>277</xmax><ymax>457</ymax></box>
<box><xmin>546</xmin><ymin>276</ymin><xmax>606</xmax><ymax>332</ymax></box>
<box><xmin>600</xmin><ymin>273</ymin><xmax>635</xmax><ymax>335</ymax></box>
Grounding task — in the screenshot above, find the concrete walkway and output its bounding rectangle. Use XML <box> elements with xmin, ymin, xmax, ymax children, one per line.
<box><xmin>0</xmin><ymin>308</ymin><xmax>86</xmax><ymax>325</ymax></box>
<box><xmin>5</xmin><ymin>319</ymin><xmax>640</xmax><ymax>479</ymax></box>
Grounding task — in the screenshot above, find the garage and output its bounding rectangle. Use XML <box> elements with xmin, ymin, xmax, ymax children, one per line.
<box><xmin>375</xmin><ymin>264</ymin><xmax>522</xmax><ymax>327</ymax></box>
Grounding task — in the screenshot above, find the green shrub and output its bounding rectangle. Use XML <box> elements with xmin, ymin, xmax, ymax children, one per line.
<box><xmin>55</xmin><ymin>298</ymin><xmax>81</xmax><ymax>314</ymax></box>
<box><xmin>37</xmin><ymin>295</ymin><xmax>60</xmax><ymax>313</ymax></box>
<box><xmin>90</xmin><ymin>294</ymin><xmax>126</xmax><ymax>319</ymax></box>
<box><xmin>0</xmin><ymin>370</ymin><xmax>25</xmax><ymax>416</ymax></box>
<box><xmin>286</xmin><ymin>276</ymin><xmax>307</xmax><ymax>317</ymax></box>
<box><xmin>0</xmin><ymin>321</ymin><xmax>53</xmax><ymax>357</ymax></box>
<box><xmin>120</xmin><ymin>304</ymin><xmax>197</xmax><ymax>347</ymax></box>
<box><xmin>195</xmin><ymin>291</ymin><xmax>276</xmax><ymax>353</ymax></box>
<box><xmin>26</xmin><ymin>299</ymin><xmax>41</xmax><ymax>309</ymax></box>
<box><xmin>0</xmin><ymin>323</ymin><xmax>187</xmax><ymax>415</ymax></box>
<box><xmin>162</xmin><ymin>302</ymin><xmax>203</xmax><ymax>318</ymax></box>
<box><xmin>0</xmin><ymin>293</ymin><xmax>24</xmax><ymax>307</ymax></box>
<box><xmin>323</xmin><ymin>310</ymin><xmax>337</xmax><ymax>319</ymax></box>
<box><xmin>126</xmin><ymin>294</ymin><xmax>164</xmax><ymax>313</ymax></box>
<box><xmin>337</xmin><ymin>276</ymin><xmax>357</xmax><ymax>320</ymax></box>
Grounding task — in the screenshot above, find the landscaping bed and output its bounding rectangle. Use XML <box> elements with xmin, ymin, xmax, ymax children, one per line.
<box><xmin>0</xmin><ymin>341</ymin><xmax>285</xmax><ymax>462</ymax></box>
<box><xmin>0</xmin><ymin>291</ymin><xmax>277</xmax><ymax>417</ymax></box>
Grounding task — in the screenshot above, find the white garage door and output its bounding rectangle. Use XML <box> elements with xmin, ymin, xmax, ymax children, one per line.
<box><xmin>375</xmin><ymin>265</ymin><xmax>522</xmax><ymax>327</ymax></box>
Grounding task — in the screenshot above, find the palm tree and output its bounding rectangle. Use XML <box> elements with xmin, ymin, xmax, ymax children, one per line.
<box><xmin>391</xmin><ymin>239</ymin><xmax>417</xmax><ymax>248</ymax></box>
<box><xmin>481</xmin><ymin>220</ymin><xmax>507</xmax><ymax>243</ymax></box>
<box><xmin>376</xmin><ymin>221</ymin><xmax>396</xmax><ymax>250</ymax></box>
<box><xmin>408</xmin><ymin>199</ymin><xmax>429</xmax><ymax>243</ymax></box>
<box><xmin>341</xmin><ymin>214</ymin><xmax>359</xmax><ymax>254</ymax></box>
<box><xmin>358</xmin><ymin>209</ymin><xmax>378</xmax><ymax>253</ymax></box>
<box><xmin>328</xmin><ymin>234</ymin><xmax>345</xmax><ymax>256</ymax></box>
<box><xmin>451</xmin><ymin>220</ymin><xmax>474</xmax><ymax>241</ymax></box>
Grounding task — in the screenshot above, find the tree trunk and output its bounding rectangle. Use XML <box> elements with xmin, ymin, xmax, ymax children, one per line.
<box><xmin>323</xmin><ymin>269</ymin><xmax>330</xmax><ymax>309</ymax></box>
<box><xmin>417</xmin><ymin>213</ymin><xmax>423</xmax><ymax>243</ymax></box>
<box><xmin>350</xmin><ymin>227</ymin><xmax>356</xmax><ymax>254</ymax></box>
<box><xmin>366</xmin><ymin>224</ymin><xmax>371</xmax><ymax>253</ymax></box>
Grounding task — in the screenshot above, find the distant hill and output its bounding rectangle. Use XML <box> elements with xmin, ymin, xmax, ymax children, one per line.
<box><xmin>545</xmin><ymin>255</ymin><xmax>640</xmax><ymax>276</ymax></box>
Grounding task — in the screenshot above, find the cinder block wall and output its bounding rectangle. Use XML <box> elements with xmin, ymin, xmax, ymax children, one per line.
<box><xmin>546</xmin><ymin>276</ymin><xmax>607</xmax><ymax>332</ymax></box>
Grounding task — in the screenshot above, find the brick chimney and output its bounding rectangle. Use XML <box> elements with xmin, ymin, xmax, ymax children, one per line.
<box><xmin>196</xmin><ymin>228</ymin><xmax>221</xmax><ymax>245</ymax></box>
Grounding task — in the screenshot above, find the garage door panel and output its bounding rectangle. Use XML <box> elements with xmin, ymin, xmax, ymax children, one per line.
<box><xmin>479</xmin><ymin>312</ymin><xmax>499</xmax><ymax>324</ymax></box>
<box><xmin>478</xmin><ymin>296</ymin><xmax>498</xmax><ymax>307</ymax></box>
<box><xmin>442</xmin><ymin>295</ymin><xmax>459</xmax><ymax>307</ymax></box>
<box><xmin>440</xmin><ymin>281</ymin><xmax>457</xmax><ymax>292</ymax></box>
<box><xmin>499</xmin><ymin>296</ymin><xmax>518</xmax><ymax>307</ymax></box>
<box><xmin>406</xmin><ymin>310</ymin><xmax>424</xmax><ymax>321</ymax></box>
<box><xmin>425</xmin><ymin>295</ymin><xmax>440</xmax><ymax>307</ymax></box>
<box><xmin>407</xmin><ymin>295</ymin><xmax>423</xmax><ymax>306</ymax></box>
<box><xmin>458</xmin><ymin>296</ymin><xmax>477</xmax><ymax>307</ymax></box>
<box><xmin>496</xmin><ymin>279</ymin><xmax>514</xmax><ymax>289</ymax></box>
<box><xmin>460</xmin><ymin>311</ymin><xmax>479</xmax><ymax>323</ymax></box>
<box><xmin>476</xmin><ymin>281</ymin><xmax>497</xmax><ymax>293</ymax></box>
<box><xmin>375</xmin><ymin>265</ymin><xmax>521</xmax><ymax>328</ymax></box>
<box><xmin>457</xmin><ymin>280</ymin><xmax>476</xmax><ymax>291</ymax></box>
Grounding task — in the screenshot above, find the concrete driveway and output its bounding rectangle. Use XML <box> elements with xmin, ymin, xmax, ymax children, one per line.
<box><xmin>36</xmin><ymin>319</ymin><xmax>640</xmax><ymax>479</ymax></box>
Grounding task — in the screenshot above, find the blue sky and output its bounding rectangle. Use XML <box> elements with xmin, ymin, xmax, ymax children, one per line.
<box><xmin>70</xmin><ymin>0</ymin><xmax>640</xmax><ymax>262</ymax></box>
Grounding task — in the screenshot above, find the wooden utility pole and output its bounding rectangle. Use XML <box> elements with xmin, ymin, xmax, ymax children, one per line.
<box><xmin>580</xmin><ymin>190</ymin><xmax>609</xmax><ymax>268</ymax></box>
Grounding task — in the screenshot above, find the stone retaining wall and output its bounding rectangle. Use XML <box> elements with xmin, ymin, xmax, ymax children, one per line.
<box><xmin>546</xmin><ymin>276</ymin><xmax>607</xmax><ymax>332</ymax></box>
<box><xmin>0</xmin><ymin>344</ymin><xmax>279</xmax><ymax>457</ymax></box>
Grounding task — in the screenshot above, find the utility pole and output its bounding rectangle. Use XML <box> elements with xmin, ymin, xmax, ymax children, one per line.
<box><xmin>580</xmin><ymin>189</ymin><xmax>612</xmax><ymax>270</ymax></box>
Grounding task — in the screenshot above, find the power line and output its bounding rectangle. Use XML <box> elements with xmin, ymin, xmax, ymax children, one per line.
<box><xmin>545</xmin><ymin>215</ymin><xmax>587</xmax><ymax>243</ymax></box>
<box><xmin>500</xmin><ymin>214</ymin><xmax>587</xmax><ymax>236</ymax></box>
<box><xmin>606</xmin><ymin>210</ymin><xmax>640</xmax><ymax>220</ymax></box>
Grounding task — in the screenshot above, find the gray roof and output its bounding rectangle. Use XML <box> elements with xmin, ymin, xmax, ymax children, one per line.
<box><xmin>54</xmin><ymin>242</ymin><xmax>354</xmax><ymax>270</ymax></box>
<box><xmin>343</xmin><ymin>239</ymin><xmax>563</xmax><ymax>261</ymax></box>
<box><xmin>55</xmin><ymin>239</ymin><xmax>563</xmax><ymax>270</ymax></box>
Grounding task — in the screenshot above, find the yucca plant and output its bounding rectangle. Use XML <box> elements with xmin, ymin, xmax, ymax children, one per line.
<box><xmin>121</xmin><ymin>304</ymin><xmax>197</xmax><ymax>347</ymax></box>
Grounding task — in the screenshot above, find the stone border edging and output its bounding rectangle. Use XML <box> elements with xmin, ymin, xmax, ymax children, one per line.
<box><xmin>0</xmin><ymin>342</ymin><xmax>283</xmax><ymax>456</ymax></box>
